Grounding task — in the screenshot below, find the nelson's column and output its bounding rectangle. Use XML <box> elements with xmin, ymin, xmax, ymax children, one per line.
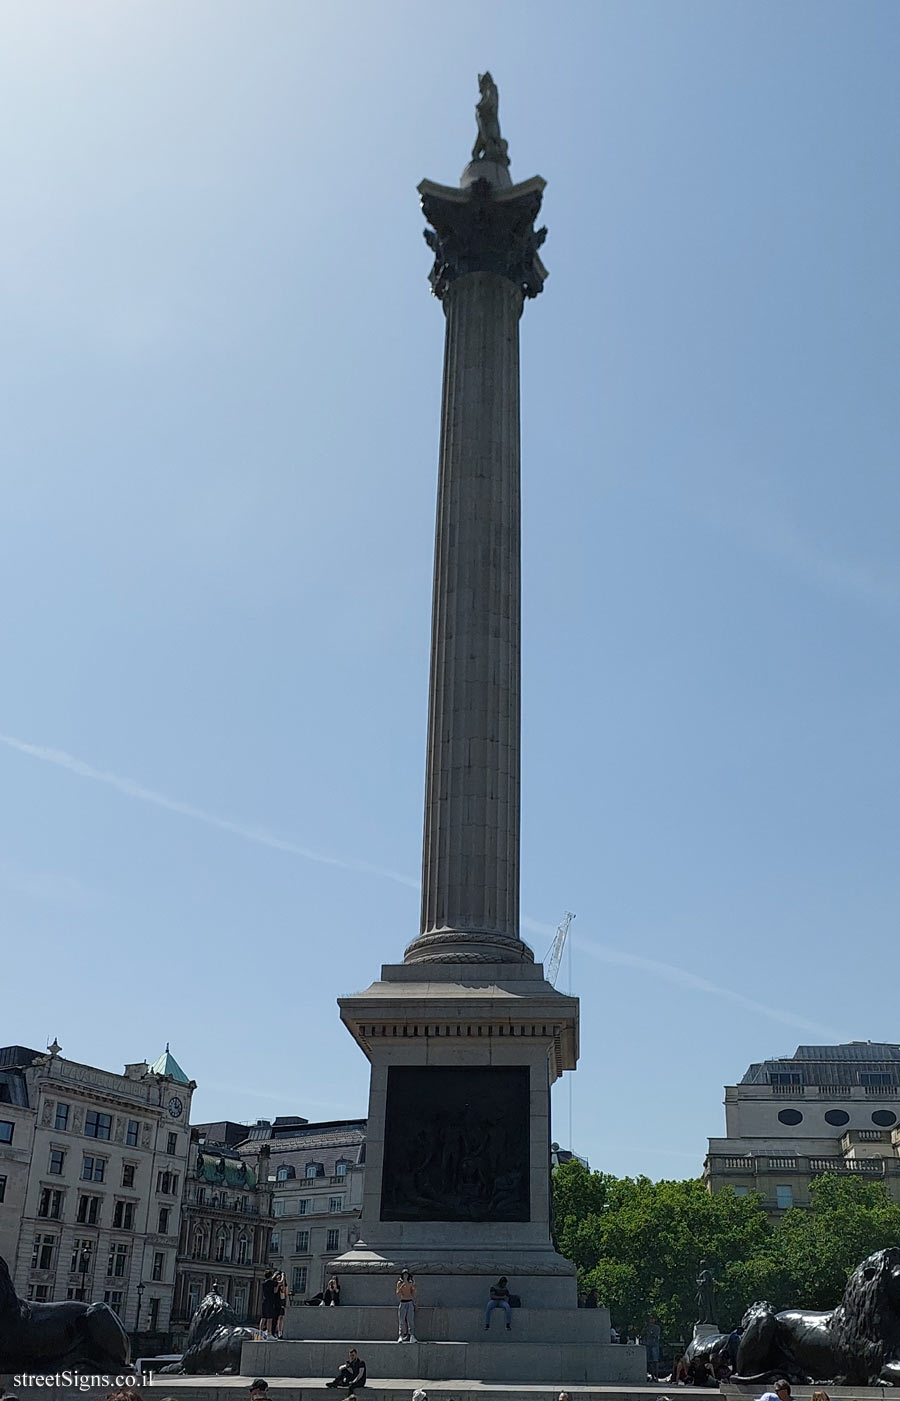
<box><xmin>245</xmin><ymin>78</ymin><xmax>642</xmax><ymax>1385</ymax></box>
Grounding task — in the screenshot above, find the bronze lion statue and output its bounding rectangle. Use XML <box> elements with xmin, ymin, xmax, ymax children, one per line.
<box><xmin>168</xmin><ymin>1290</ymin><xmax>257</xmax><ymax>1374</ymax></box>
<box><xmin>0</xmin><ymin>1253</ymin><xmax>129</xmax><ymax>1372</ymax></box>
<box><xmin>734</xmin><ymin>1247</ymin><xmax>900</xmax><ymax>1385</ymax></box>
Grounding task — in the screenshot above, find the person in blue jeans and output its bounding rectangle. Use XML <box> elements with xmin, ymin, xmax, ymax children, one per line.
<box><xmin>485</xmin><ymin>1277</ymin><xmax>512</xmax><ymax>1330</ymax></box>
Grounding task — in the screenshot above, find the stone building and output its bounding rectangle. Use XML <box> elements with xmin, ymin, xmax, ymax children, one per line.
<box><xmin>173</xmin><ymin>1120</ymin><xmax>273</xmax><ymax>1324</ymax></box>
<box><xmin>0</xmin><ymin>1041</ymin><xmax>194</xmax><ymax>1332</ymax></box>
<box><xmin>237</xmin><ymin>1116</ymin><xmax>366</xmax><ymax>1305</ymax></box>
<box><xmin>0</xmin><ymin>1048</ymin><xmax>37</xmax><ymax>1268</ymax></box>
<box><xmin>705</xmin><ymin>1042</ymin><xmax>900</xmax><ymax>1213</ymax></box>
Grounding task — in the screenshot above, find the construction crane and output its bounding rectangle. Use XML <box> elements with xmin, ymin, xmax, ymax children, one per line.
<box><xmin>545</xmin><ymin>911</ymin><xmax>575</xmax><ymax>987</ymax></box>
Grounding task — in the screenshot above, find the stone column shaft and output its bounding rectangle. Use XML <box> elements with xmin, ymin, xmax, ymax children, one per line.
<box><xmin>404</xmin><ymin>173</ymin><xmax>547</xmax><ymax>965</ymax></box>
<box><xmin>419</xmin><ymin>271</ymin><xmax>523</xmax><ymax>950</ymax></box>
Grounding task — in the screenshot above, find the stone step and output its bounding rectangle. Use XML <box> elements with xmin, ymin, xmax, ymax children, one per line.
<box><xmin>285</xmin><ymin>1306</ymin><xmax>613</xmax><ymax>1344</ymax></box>
<box><xmin>4</xmin><ymin>1382</ymin><xmax>718</xmax><ymax>1401</ymax></box>
<box><xmin>242</xmin><ymin>1339</ymin><xmax>646</xmax><ymax>1384</ymax></box>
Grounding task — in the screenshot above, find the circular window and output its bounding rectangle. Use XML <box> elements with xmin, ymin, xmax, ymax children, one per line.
<box><xmin>778</xmin><ymin>1108</ymin><xmax>803</xmax><ymax>1126</ymax></box>
<box><xmin>825</xmin><ymin>1109</ymin><xmax>850</xmax><ymax>1127</ymax></box>
<box><xmin>872</xmin><ymin>1110</ymin><xmax>897</xmax><ymax>1128</ymax></box>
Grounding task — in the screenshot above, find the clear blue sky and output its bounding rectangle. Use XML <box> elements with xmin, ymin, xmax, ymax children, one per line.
<box><xmin>2</xmin><ymin>1</ymin><xmax>898</xmax><ymax>1179</ymax></box>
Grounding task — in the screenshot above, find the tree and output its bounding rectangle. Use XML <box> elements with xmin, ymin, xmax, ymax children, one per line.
<box><xmin>772</xmin><ymin>1174</ymin><xmax>900</xmax><ymax>1308</ymax></box>
<box><xmin>552</xmin><ymin>1162</ymin><xmax>900</xmax><ymax>1343</ymax></box>
<box><xmin>552</xmin><ymin>1160</ymin><xmax>772</xmax><ymax>1339</ymax></box>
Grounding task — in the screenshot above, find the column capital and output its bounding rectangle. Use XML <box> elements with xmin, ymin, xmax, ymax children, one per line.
<box><xmin>418</xmin><ymin>176</ymin><xmax>548</xmax><ymax>301</ymax></box>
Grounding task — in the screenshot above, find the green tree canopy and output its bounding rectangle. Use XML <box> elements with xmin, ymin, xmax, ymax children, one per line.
<box><xmin>552</xmin><ymin>1161</ymin><xmax>900</xmax><ymax>1343</ymax></box>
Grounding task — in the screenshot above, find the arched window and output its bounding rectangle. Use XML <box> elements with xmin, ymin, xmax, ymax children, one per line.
<box><xmin>191</xmin><ymin>1229</ymin><xmax>205</xmax><ymax>1261</ymax></box>
<box><xmin>334</xmin><ymin>1159</ymin><xmax>349</xmax><ymax>1179</ymax></box>
<box><xmin>215</xmin><ymin>1230</ymin><xmax>227</xmax><ymax>1263</ymax></box>
<box><xmin>276</xmin><ymin>1165</ymin><xmax>296</xmax><ymax>1182</ymax></box>
<box><xmin>237</xmin><ymin>1233</ymin><xmax>249</xmax><ymax>1265</ymax></box>
<box><xmin>305</xmin><ymin>1161</ymin><xmax>324</xmax><ymax>1179</ymax></box>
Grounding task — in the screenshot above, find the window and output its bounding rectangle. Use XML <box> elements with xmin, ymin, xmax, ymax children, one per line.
<box><xmin>328</xmin><ymin>1196</ymin><xmax>343</xmax><ymax>1214</ymax></box>
<box><xmin>770</xmin><ymin>1072</ymin><xmax>802</xmax><ymax>1085</ymax></box>
<box><xmin>215</xmin><ymin>1232</ymin><xmax>227</xmax><ymax>1263</ymax></box>
<box><xmin>197</xmin><ymin>1186</ymin><xmax>206</xmax><ymax>1204</ymax></box>
<box><xmin>276</xmin><ymin>1165</ymin><xmax>296</xmax><ymax>1181</ymax></box>
<box><xmin>825</xmin><ymin>1109</ymin><xmax>851</xmax><ymax>1127</ymax></box>
<box><xmin>82</xmin><ymin>1155</ymin><xmax>105</xmax><ymax>1182</ymax></box>
<box><xmin>122</xmin><ymin>1164</ymin><xmax>135</xmax><ymax>1188</ymax></box>
<box><xmin>191</xmin><ymin>1229</ymin><xmax>205</xmax><ymax>1260</ymax></box>
<box><xmin>860</xmin><ymin>1072</ymin><xmax>893</xmax><ymax>1086</ymax></box>
<box><xmin>106</xmin><ymin>1242</ymin><xmax>129</xmax><ymax>1278</ymax></box>
<box><xmin>126</xmin><ymin>1119</ymin><xmax>140</xmax><ymax>1147</ymax></box>
<box><xmin>158</xmin><ymin>1206</ymin><xmax>170</xmax><ymax>1234</ymax></box>
<box><xmin>77</xmin><ymin>1195</ymin><xmax>101</xmax><ymax>1225</ymax></box>
<box><xmin>67</xmin><ymin>1286</ymin><xmax>85</xmax><ymax>1301</ymax></box>
<box><xmin>292</xmin><ymin>1266</ymin><xmax>308</xmax><ymax>1293</ymax></box>
<box><xmin>295</xmin><ymin>1230</ymin><xmax>309</xmax><ymax>1252</ymax></box>
<box><xmin>29</xmin><ymin>1284</ymin><xmax>52</xmax><ymax>1301</ymax></box>
<box><xmin>38</xmin><ymin>1188</ymin><xmax>64</xmax><ymax>1220</ymax></box>
<box><xmin>85</xmin><ymin>1111</ymin><xmax>111</xmax><ymax>1140</ymax></box>
<box><xmin>54</xmin><ymin>1103</ymin><xmax>70</xmax><ymax>1132</ymax></box>
<box><xmin>113</xmin><ymin>1200</ymin><xmax>135</xmax><ymax>1230</ymax></box>
<box><xmin>298</xmin><ymin>1198</ymin><xmax>311</xmax><ymax>1216</ymax></box>
<box><xmin>776</xmin><ymin>1184</ymin><xmax>794</xmax><ymax>1210</ymax></box>
<box><xmin>156</xmin><ymin>1170</ymin><xmax>178</xmax><ymax>1194</ymax></box>
<box><xmin>70</xmin><ymin>1239</ymin><xmax>94</xmax><ymax>1273</ymax></box>
<box><xmin>274</xmin><ymin>1200</ymin><xmax>285</xmax><ymax>1218</ymax></box>
<box><xmin>873</xmin><ymin>1109</ymin><xmax>898</xmax><ymax>1128</ymax></box>
<box><xmin>103</xmin><ymin>1289</ymin><xmax>123</xmax><ymax>1313</ymax></box>
<box><xmin>49</xmin><ymin>1149</ymin><xmax>66</xmax><ymax>1175</ymax></box>
<box><xmin>148</xmin><ymin>1297</ymin><xmax>160</xmax><ymax>1330</ymax></box>
<box><xmin>305</xmin><ymin>1162</ymin><xmax>324</xmax><ymax>1178</ymax></box>
<box><xmin>167</xmin><ymin>1131</ymin><xmax>178</xmax><ymax>1156</ymax></box>
<box><xmin>269</xmin><ymin>1231</ymin><xmax>280</xmax><ymax>1254</ymax></box>
<box><xmin>152</xmin><ymin>1250</ymin><xmax>165</xmax><ymax>1282</ymax></box>
<box><xmin>733</xmin><ymin>1186</ymin><xmax>750</xmax><ymax>1197</ymax></box>
<box><xmin>0</xmin><ymin>1121</ymin><xmax>13</xmax><ymax>1144</ymax></box>
<box><xmin>326</xmin><ymin>1228</ymin><xmax>340</xmax><ymax>1251</ymax></box>
<box><xmin>237</xmin><ymin>1233</ymin><xmax>249</xmax><ymax>1264</ymax></box>
<box><xmin>32</xmin><ymin>1233</ymin><xmax>57</xmax><ymax>1270</ymax></box>
<box><xmin>334</xmin><ymin>1159</ymin><xmax>349</xmax><ymax>1178</ymax></box>
<box><xmin>0</xmin><ymin>1176</ymin><xmax>6</xmax><ymax>1203</ymax></box>
<box><xmin>777</xmin><ymin>1108</ymin><xmax>803</xmax><ymax>1126</ymax></box>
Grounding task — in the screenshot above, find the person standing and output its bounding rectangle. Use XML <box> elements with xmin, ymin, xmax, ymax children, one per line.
<box><xmin>273</xmin><ymin>1270</ymin><xmax>288</xmax><ymax>1337</ymax></box>
<box><xmin>259</xmin><ymin>1269</ymin><xmax>278</xmax><ymax>1339</ymax></box>
<box><xmin>396</xmin><ymin>1269</ymin><xmax>417</xmax><ymax>1343</ymax></box>
<box><xmin>645</xmin><ymin>1316</ymin><xmax>661</xmax><ymax>1378</ymax></box>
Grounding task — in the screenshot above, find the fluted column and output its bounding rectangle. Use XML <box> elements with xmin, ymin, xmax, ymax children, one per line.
<box><xmin>405</xmin><ymin>175</ymin><xmax>547</xmax><ymax>966</ymax></box>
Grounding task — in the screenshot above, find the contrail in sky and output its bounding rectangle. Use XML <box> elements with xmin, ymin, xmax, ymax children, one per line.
<box><xmin>0</xmin><ymin>729</ymin><xmax>847</xmax><ymax>1039</ymax></box>
<box><xmin>574</xmin><ymin>939</ymin><xmax>847</xmax><ymax>1040</ymax></box>
<box><xmin>0</xmin><ymin>730</ymin><xmax>418</xmax><ymax>891</ymax></box>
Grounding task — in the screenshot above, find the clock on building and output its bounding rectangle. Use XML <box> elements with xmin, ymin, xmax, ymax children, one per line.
<box><xmin>167</xmin><ymin>1096</ymin><xmax>184</xmax><ymax>1118</ymax></box>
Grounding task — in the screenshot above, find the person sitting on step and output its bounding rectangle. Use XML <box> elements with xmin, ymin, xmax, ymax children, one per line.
<box><xmin>485</xmin><ymin>1276</ymin><xmax>512</xmax><ymax>1331</ymax></box>
<box><xmin>325</xmin><ymin>1347</ymin><xmax>367</xmax><ymax>1392</ymax></box>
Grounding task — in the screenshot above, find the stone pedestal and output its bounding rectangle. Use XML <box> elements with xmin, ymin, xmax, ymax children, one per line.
<box><xmin>331</xmin><ymin>959</ymin><xmax>578</xmax><ymax>1306</ymax></box>
<box><xmin>692</xmin><ymin>1321</ymin><xmax>721</xmax><ymax>1342</ymax></box>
